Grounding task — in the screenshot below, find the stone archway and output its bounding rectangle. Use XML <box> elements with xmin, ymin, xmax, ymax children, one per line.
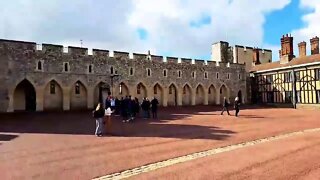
<box><xmin>208</xmin><ymin>84</ymin><xmax>217</xmax><ymax>105</ymax></box>
<box><xmin>70</xmin><ymin>81</ymin><xmax>88</xmax><ymax>110</ymax></box>
<box><xmin>182</xmin><ymin>84</ymin><xmax>192</xmax><ymax>106</ymax></box>
<box><xmin>44</xmin><ymin>80</ymin><xmax>63</xmax><ymax>111</ymax></box>
<box><xmin>153</xmin><ymin>83</ymin><xmax>164</xmax><ymax>106</ymax></box>
<box><xmin>94</xmin><ymin>82</ymin><xmax>110</xmax><ymax>107</ymax></box>
<box><xmin>195</xmin><ymin>84</ymin><xmax>205</xmax><ymax>105</ymax></box>
<box><xmin>13</xmin><ymin>79</ymin><xmax>36</xmax><ymax>112</ymax></box>
<box><xmin>118</xmin><ymin>82</ymin><xmax>129</xmax><ymax>98</ymax></box>
<box><xmin>136</xmin><ymin>82</ymin><xmax>147</xmax><ymax>102</ymax></box>
<box><xmin>168</xmin><ymin>83</ymin><xmax>178</xmax><ymax>106</ymax></box>
<box><xmin>219</xmin><ymin>84</ymin><xmax>230</xmax><ymax>104</ymax></box>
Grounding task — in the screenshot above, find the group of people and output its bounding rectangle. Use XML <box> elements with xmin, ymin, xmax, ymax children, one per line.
<box><xmin>221</xmin><ymin>96</ymin><xmax>241</xmax><ymax>117</ymax></box>
<box><xmin>93</xmin><ymin>95</ymin><xmax>160</xmax><ymax>137</ymax></box>
<box><xmin>93</xmin><ymin>95</ymin><xmax>241</xmax><ymax>137</ymax></box>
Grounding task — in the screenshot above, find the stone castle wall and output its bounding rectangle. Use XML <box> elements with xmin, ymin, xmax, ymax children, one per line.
<box><xmin>0</xmin><ymin>39</ymin><xmax>247</xmax><ymax>112</ymax></box>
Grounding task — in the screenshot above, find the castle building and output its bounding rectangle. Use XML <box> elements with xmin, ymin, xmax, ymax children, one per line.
<box><xmin>250</xmin><ymin>35</ymin><xmax>320</xmax><ymax>108</ymax></box>
<box><xmin>0</xmin><ymin>38</ymin><xmax>247</xmax><ymax>113</ymax></box>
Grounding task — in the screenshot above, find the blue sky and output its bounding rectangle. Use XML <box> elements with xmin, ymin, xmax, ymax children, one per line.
<box><xmin>0</xmin><ymin>0</ymin><xmax>319</xmax><ymax>61</ymax></box>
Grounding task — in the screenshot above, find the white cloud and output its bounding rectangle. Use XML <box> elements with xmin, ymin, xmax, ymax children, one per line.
<box><xmin>291</xmin><ymin>0</ymin><xmax>320</xmax><ymax>56</ymax></box>
<box><xmin>0</xmin><ymin>0</ymin><xmax>291</xmax><ymax>59</ymax></box>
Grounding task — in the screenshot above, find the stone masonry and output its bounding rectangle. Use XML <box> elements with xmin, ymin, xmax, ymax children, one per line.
<box><xmin>0</xmin><ymin>39</ymin><xmax>247</xmax><ymax>112</ymax></box>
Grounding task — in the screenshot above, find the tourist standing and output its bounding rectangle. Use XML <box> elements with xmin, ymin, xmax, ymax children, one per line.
<box><xmin>110</xmin><ymin>97</ymin><xmax>116</xmax><ymax>111</ymax></box>
<box><xmin>141</xmin><ymin>98</ymin><xmax>149</xmax><ymax>119</ymax></box>
<box><xmin>151</xmin><ymin>97</ymin><xmax>159</xmax><ymax>119</ymax></box>
<box><xmin>234</xmin><ymin>97</ymin><xmax>241</xmax><ymax>117</ymax></box>
<box><xmin>121</xmin><ymin>96</ymin><xmax>128</xmax><ymax>122</ymax></box>
<box><xmin>220</xmin><ymin>97</ymin><xmax>230</xmax><ymax>115</ymax></box>
<box><xmin>93</xmin><ymin>103</ymin><xmax>105</xmax><ymax>137</ymax></box>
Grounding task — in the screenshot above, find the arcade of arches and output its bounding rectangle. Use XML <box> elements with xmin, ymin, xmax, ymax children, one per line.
<box><xmin>10</xmin><ymin>79</ymin><xmax>243</xmax><ymax>112</ymax></box>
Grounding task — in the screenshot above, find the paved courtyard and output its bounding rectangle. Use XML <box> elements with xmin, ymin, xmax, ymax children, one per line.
<box><xmin>0</xmin><ymin>106</ymin><xmax>320</xmax><ymax>180</ymax></box>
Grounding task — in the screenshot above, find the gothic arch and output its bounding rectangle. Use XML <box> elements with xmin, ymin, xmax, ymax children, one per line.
<box><xmin>208</xmin><ymin>84</ymin><xmax>217</xmax><ymax>105</ymax></box>
<box><xmin>70</xmin><ymin>80</ymin><xmax>88</xmax><ymax>110</ymax></box>
<box><xmin>13</xmin><ymin>79</ymin><xmax>36</xmax><ymax>112</ymax></box>
<box><xmin>219</xmin><ymin>84</ymin><xmax>230</xmax><ymax>104</ymax></box>
<box><xmin>182</xmin><ymin>83</ymin><xmax>192</xmax><ymax>106</ymax></box>
<box><xmin>153</xmin><ymin>82</ymin><xmax>164</xmax><ymax>106</ymax></box>
<box><xmin>118</xmin><ymin>82</ymin><xmax>130</xmax><ymax>98</ymax></box>
<box><xmin>136</xmin><ymin>82</ymin><xmax>147</xmax><ymax>102</ymax></box>
<box><xmin>168</xmin><ymin>83</ymin><xmax>178</xmax><ymax>106</ymax></box>
<box><xmin>195</xmin><ymin>84</ymin><xmax>205</xmax><ymax>105</ymax></box>
<box><xmin>94</xmin><ymin>81</ymin><xmax>111</xmax><ymax>106</ymax></box>
<box><xmin>44</xmin><ymin>80</ymin><xmax>63</xmax><ymax>111</ymax></box>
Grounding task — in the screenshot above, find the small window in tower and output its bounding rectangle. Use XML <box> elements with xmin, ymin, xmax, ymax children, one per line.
<box><xmin>110</xmin><ymin>66</ymin><xmax>114</xmax><ymax>74</ymax></box>
<box><xmin>227</xmin><ymin>73</ymin><xmax>230</xmax><ymax>79</ymax></box>
<box><xmin>88</xmin><ymin>64</ymin><xmax>93</xmax><ymax>73</ymax></box>
<box><xmin>163</xmin><ymin>69</ymin><xmax>167</xmax><ymax>77</ymax></box>
<box><xmin>204</xmin><ymin>72</ymin><xmax>208</xmax><ymax>79</ymax></box>
<box><xmin>216</xmin><ymin>72</ymin><xmax>219</xmax><ymax>79</ymax></box>
<box><xmin>147</xmin><ymin>68</ymin><xmax>151</xmax><ymax>77</ymax></box>
<box><xmin>75</xmin><ymin>82</ymin><xmax>80</xmax><ymax>94</ymax></box>
<box><xmin>64</xmin><ymin>62</ymin><xmax>69</xmax><ymax>72</ymax></box>
<box><xmin>192</xmin><ymin>71</ymin><xmax>196</xmax><ymax>78</ymax></box>
<box><xmin>238</xmin><ymin>74</ymin><xmax>241</xmax><ymax>80</ymax></box>
<box><xmin>37</xmin><ymin>61</ymin><xmax>42</xmax><ymax>71</ymax></box>
<box><xmin>50</xmin><ymin>81</ymin><xmax>55</xmax><ymax>94</ymax></box>
<box><xmin>129</xmin><ymin>67</ymin><xmax>134</xmax><ymax>76</ymax></box>
<box><xmin>178</xmin><ymin>70</ymin><xmax>181</xmax><ymax>78</ymax></box>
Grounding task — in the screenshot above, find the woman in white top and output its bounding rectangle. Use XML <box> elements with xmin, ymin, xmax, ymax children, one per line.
<box><xmin>104</xmin><ymin>107</ymin><xmax>114</xmax><ymax>135</ymax></box>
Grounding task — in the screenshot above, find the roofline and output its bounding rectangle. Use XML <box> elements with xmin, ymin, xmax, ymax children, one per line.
<box><xmin>252</xmin><ymin>61</ymin><xmax>320</xmax><ymax>73</ymax></box>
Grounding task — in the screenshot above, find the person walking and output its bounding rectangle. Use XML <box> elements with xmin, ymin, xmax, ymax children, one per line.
<box><xmin>234</xmin><ymin>97</ymin><xmax>241</xmax><ymax>117</ymax></box>
<box><xmin>92</xmin><ymin>103</ymin><xmax>105</xmax><ymax>137</ymax></box>
<box><xmin>104</xmin><ymin>106</ymin><xmax>114</xmax><ymax>135</ymax></box>
<box><xmin>221</xmin><ymin>97</ymin><xmax>230</xmax><ymax>115</ymax></box>
<box><xmin>151</xmin><ymin>97</ymin><xmax>159</xmax><ymax>119</ymax></box>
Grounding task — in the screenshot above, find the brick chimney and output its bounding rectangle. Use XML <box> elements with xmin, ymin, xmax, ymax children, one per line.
<box><xmin>298</xmin><ymin>41</ymin><xmax>306</xmax><ymax>57</ymax></box>
<box><xmin>252</xmin><ymin>48</ymin><xmax>260</xmax><ymax>64</ymax></box>
<box><xmin>280</xmin><ymin>34</ymin><xmax>295</xmax><ymax>64</ymax></box>
<box><xmin>310</xmin><ymin>36</ymin><xmax>319</xmax><ymax>55</ymax></box>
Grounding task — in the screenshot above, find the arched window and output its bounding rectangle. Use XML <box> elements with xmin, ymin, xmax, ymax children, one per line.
<box><xmin>88</xmin><ymin>64</ymin><xmax>92</xmax><ymax>73</ymax></box>
<box><xmin>163</xmin><ymin>69</ymin><xmax>167</xmax><ymax>77</ymax></box>
<box><xmin>204</xmin><ymin>72</ymin><xmax>208</xmax><ymax>79</ymax></box>
<box><xmin>147</xmin><ymin>69</ymin><xmax>151</xmax><ymax>77</ymax></box>
<box><xmin>208</xmin><ymin>88</ymin><xmax>211</xmax><ymax>94</ymax></box>
<box><xmin>64</xmin><ymin>62</ymin><xmax>69</xmax><ymax>72</ymax></box>
<box><xmin>183</xmin><ymin>86</ymin><xmax>186</xmax><ymax>94</ymax></box>
<box><xmin>130</xmin><ymin>67</ymin><xmax>134</xmax><ymax>76</ymax></box>
<box><xmin>37</xmin><ymin>61</ymin><xmax>42</xmax><ymax>70</ymax></box>
<box><xmin>110</xmin><ymin>66</ymin><xmax>114</xmax><ymax>74</ymax></box>
<box><xmin>137</xmin><ymin>84</ymin><xmax>141</xmax><ymax>94</ymax></box>
<box><xmin>50</xmin><ymin>81</ymin><xmax>55</xmax><ymax>94</ymax></box>
<box><xmin>75</xmin><ymin>82</ymin><xmax>80</xmax><ymax>94</ymax></box>
<box><xmin>154</xmin><ymin>86</ymin><xmax>157</xmax><ymax>94</ymax></box>
<box><xmin>169</xmin><ymin>86</ymin><xmax>172</xmax><ymax>94</ymax></box>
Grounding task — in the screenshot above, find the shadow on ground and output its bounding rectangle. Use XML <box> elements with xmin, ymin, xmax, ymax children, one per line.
<box><xmin>0</xmin><ymin>105</ymin><xmax>274</xmax><ymax>141</ymax></box>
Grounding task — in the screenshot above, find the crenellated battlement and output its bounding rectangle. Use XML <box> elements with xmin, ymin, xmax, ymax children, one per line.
<box><xmin>0</xmin><ymin>38</ymin><xmax>246</xmax><ymax>69</ymax></box>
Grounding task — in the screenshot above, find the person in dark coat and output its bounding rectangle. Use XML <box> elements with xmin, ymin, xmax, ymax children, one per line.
<box><xmin>151</xmin><ymin>97</ymin><xmax>159</xmax><ymax>119</ymax></box>
<box><xmin>234</xmin><ymin>97</ymin><xmax>241</xmax><ymax>117</ymax></box>
<box><xmin>134</xmin><ymin>97</ymin><xmax>140</xmax><ymax>117</ymax></box>
<box><xmin>146</xmin><ymin>97</ymin><xmax>151</xmax><ymax>118</ymax></box>
<box><xmin>92</xmin><ymin>103</ymin><xmax>105</xmax><ymax>137</ymax></box>
<box><xmin>221</xmin><ymin>97</ymin><xmax>230</xmax><ymax>115</ymax></box>
<box><xmin>115</xmin><ymin>97</ymin><xmax>120</xmax><ymax>115</ymax></box>
<box><xmin>121</xmin><ymin>96</ymin><xmax>128</xmax><ymax>122</ymax></box>
<box><xmin>141</xmin><ymin>98</ymin><xmax>149</xmax><ymax>119</ymax></box>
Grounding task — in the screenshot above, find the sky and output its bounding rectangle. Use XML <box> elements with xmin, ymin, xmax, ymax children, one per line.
<box><xmin>0</xmin><ymin>0</ymin><xmax>319</xmax><ymax>61</ymax></box>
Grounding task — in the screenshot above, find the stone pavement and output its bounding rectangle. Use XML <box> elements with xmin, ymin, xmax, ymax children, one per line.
<box><xmin>0</xmin><ymin>105</ymin><xmax>320</xmax><ymax>180</ymax></box>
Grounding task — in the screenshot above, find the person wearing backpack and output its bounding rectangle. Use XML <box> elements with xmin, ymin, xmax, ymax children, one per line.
<box><xmin>93</xmin><ymin>103</ymin><xmax>105</xmax><ymax>137</ymax></box>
